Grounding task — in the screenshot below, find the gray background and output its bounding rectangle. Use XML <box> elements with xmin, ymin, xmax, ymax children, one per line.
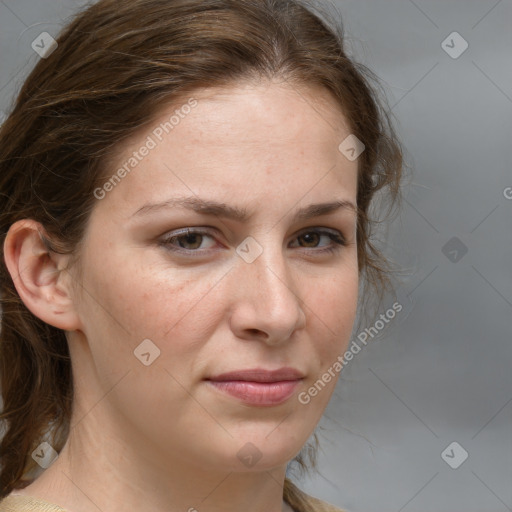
<box><xmin>1</xmin><ymin>1</ymin><xmax>511</xmax><ymax>511</ymax></box>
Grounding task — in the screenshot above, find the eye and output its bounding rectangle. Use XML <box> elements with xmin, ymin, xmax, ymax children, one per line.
<box><xmin>289</xmin><ymin>228</ymin><xmax>346</xmax><ymax>254</ymax></box>
<box><xmin>159</xmin><ymin>227</ymin><xmax>347</xmax><ymax>257</ymax></box>
<box><xmin>160</xmin><ymin>228</ymin><xmax>218</xmax><ymax>254</ymax></box>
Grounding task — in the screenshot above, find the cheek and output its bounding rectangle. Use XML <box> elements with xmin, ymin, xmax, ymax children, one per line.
<box><xmin>78</xmin><ymin>252</ymin><xmax>228</xmax><ymax>368</ymax></box>
<box><xmin>308</xmin><ymin>270</ymin><xmax>359</xmax><ymax>359</ymax></box>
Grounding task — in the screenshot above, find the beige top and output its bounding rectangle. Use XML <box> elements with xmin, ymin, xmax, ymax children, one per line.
<box><xmin>0</xmin><ymin>495</ymin><xmax>66</xmax><ymax>512</ymax></box>
<box><xmin>0</xmin><ymin>481</ymin><xmax>346</xmax><ymax>512</ymax></box>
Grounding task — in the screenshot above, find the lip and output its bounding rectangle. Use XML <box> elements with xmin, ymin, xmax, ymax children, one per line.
<box><xmin>208</xmin><ymin>367</ymin><xmax>305</xmax><ymax>382</ymax></box>
<box><xmin>206</xmin><ymin>367</ymin><xmax>304</xmax><ymax>407</ymax></box>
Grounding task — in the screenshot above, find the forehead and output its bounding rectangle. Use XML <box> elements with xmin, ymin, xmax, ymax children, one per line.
<box><xmin>172</xmin><ymin>81</ymin><xmax>351</xmax><ymax>152</ymax></box>
<box><xmin>95</xmin><ymin>81</ymin><xmax>358</xmax><ymax>215</ymax></box>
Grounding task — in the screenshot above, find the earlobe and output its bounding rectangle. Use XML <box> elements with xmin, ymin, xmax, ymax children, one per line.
<box><xmin>3</xmin><ymin>219</ymin><xmax>82</xmax><ymax>331</ymax></box>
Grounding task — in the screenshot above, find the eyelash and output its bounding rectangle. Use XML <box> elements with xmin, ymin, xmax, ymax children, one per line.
<box><xmin>159</xmin><ymin>227</ymin><xmax>346</xmax><ymax>257</ymax></box>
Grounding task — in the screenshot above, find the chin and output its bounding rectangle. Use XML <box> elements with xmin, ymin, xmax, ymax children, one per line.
<box><xmin>215</xmin><ymin>428</ymin><xmax>308</xmax><ymax>473</ymax></box>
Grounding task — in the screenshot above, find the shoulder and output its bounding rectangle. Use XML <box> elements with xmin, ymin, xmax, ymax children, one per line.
<box><xmin>284</xmin><ymin>478</ymin><xmax>348</xmax><ymax>512</ymax></box>
<box><xmin>0</xmin><ymin>494</ymin><xmax>68</xmax><ymax>512</ymax></box>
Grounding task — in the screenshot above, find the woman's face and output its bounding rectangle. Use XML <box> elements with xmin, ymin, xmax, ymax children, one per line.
<box><xmin>69</xmin><ymin>81</ymin><xmax>359</xmax><ymax>474</ymax></box>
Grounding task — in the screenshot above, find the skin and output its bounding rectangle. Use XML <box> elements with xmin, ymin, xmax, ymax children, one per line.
<box><xmin>4</xmin><ymin>80</ymin><xmax>359</xmax><ymax>512</ymax></box>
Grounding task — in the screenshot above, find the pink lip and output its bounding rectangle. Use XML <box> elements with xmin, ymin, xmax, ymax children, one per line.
<box><xmin>206</xmin><ymin>367</ymin><xmax>304</xmax><ymax>406</ymax></box>
<box><xmin>208</xmin><ymin>367</ymin><xmax>304</xmax><ymax>382</ymax></box>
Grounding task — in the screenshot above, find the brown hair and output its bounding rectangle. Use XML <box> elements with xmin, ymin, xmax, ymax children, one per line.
<box><xmin>0</xmin><ymin>0</ymin><xmax>403</xmax><ymax>507</ymax></box>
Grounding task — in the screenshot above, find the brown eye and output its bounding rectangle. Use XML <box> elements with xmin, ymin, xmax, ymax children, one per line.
<box><xmin>290</xmin><ymin>228</ymin><xmax>346</xmax><ymax>254</ymax></box>
<box><xmin>175</xmin><ymin>232</ymin><xmax>203</xmax><ymax>250</ymax></box>
<box><xmin>160</xmin><ymin>228</ymin><xmax>217</xmax><ymax>254</ymax></box>
<box><xmin>297</xmin><ymin>231</ymin><xmax>321</xmax><ymax>248</ymax></box>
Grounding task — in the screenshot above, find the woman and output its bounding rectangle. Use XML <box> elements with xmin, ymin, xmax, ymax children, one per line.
<box><xmin>0</xmin><ymin>0</ymin><xmax>403</xmax><ymax>511</ymax></box>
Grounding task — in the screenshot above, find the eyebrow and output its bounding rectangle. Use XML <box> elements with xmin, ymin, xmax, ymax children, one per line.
<box><xmin>132</xmin><ymin>196</ymin><xmax>357</xmax><ymax>222</ymax></box>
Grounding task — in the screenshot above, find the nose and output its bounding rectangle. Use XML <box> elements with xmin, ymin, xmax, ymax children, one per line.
<box><xmin>228</xmin><ymin>242</ymin><xmax>307</xmax><ymax>345</ymax></box>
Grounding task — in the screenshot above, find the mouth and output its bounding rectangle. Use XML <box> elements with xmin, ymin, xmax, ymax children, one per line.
<box><xmin>205</xmin><ymin>367</ymin><xmax>304</xmax><ymax>406</ymax></box>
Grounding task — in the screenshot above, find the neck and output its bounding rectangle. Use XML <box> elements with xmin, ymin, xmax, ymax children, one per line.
<box><xmin>18</xmin><ymin>415</ymin><xmax>292</xmax><ymax>512</ymax></box>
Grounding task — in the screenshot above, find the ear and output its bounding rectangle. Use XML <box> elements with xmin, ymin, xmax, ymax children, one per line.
<box><xmin>3</xmin><ymin>219</ymin><xmax>82</xmax><ymax>331</ymax></box>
